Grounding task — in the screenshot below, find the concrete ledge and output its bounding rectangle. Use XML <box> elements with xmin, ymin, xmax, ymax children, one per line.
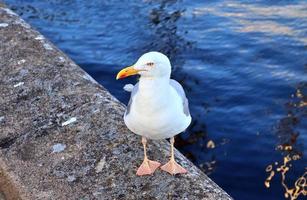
<box><xmin>0</xmin><ymin>4</ymin><xmax>232</xmax><ymax>200</ymax></box>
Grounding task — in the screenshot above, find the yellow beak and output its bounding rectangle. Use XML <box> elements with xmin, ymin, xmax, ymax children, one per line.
<box><xmin>116</xmin><ymin>66</ymin><xmax>139</xmax><ymax>80</ymax></box>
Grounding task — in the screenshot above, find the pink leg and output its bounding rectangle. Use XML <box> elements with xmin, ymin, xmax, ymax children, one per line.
<box><xmin>161</xmin><ymin>137</ymin><xmax>187</xmax><ymax>175</ymax></box>
<box><xmin>136</xmin><ymin>137</ymin><xmax>161</xmax><ymax>176</ymax></box>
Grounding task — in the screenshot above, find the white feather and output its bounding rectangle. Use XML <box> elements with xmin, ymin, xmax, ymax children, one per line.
<box><xmin>123</xmin><ymin>84</ymin><xmax>134</xmax><ymax>92</ymax></box>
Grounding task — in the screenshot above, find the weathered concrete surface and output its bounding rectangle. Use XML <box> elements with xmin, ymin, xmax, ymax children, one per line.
<box><xmin>0</xmin><ymin>4</ymin><xmax>232</xmax><ymax>200</ymax></box>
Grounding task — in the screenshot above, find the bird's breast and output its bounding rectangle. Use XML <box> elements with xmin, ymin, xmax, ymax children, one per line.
<box><xmin>123</xmin><ymin>78</ymin><xmax>191</xmax><ymax>139</ymax></box>
<box><xmin>133</xmin><ymin>85</ymin><xmax>175</xmax><ymax>115</ymax></box>
<box><xmin>124</xmin><ymin>85</ymin><xmax>190</xmax><ymax>138</ymax></box>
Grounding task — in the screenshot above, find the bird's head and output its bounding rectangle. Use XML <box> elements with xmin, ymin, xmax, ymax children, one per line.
<box><xmin>116</xmin><ymin>51</ymin><xmax>171</xmax><ymax>80</ymax></box>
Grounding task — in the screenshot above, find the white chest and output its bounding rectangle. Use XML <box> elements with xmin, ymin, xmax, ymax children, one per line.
<box><xmin>124</xmin><ymin>78</ymin><xmax>191</xmax><ymax>139</ymax></box>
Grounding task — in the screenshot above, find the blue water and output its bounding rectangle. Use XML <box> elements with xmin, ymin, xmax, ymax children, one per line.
<box><xmin>5</xmin><ymin>0</ymin><xmax>306</xmax><ymax>199</ymax></box>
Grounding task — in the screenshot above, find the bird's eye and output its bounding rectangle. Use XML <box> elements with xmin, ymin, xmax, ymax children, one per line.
<box><xmin>146</xmin><ymin>62</ymin><xmax>154</xmax><ymax>67</ymax></box>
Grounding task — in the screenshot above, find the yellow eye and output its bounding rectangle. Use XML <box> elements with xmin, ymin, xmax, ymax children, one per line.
<box><xmin>147</xmin><ymin>62</ymin><xmax>154</xmax><ymax>67</ymax></box>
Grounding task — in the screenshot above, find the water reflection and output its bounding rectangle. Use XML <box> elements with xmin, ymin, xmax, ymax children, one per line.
<box><xmin>265</xmin><ymin>83</ymin><xmax>306</xmax><ymax>199</ymax></box>
<box><xmin>265</xmin><ymin>155</ymin><xmax>306</xmax><ymax>200</ymax></box>
<box><xmin>192</xmin><ymin>1</ymin><xmax>307</xmax><ymax>45</ymax></box>
<box><xmin>10</xmin><ymin>2</ymin><xmax>80</xmax><ymax>24</ymax></box>
<box><xmin>146</xmin><ymin>0</ymin><xmax>191</xmax><ymax>69</ymax></box>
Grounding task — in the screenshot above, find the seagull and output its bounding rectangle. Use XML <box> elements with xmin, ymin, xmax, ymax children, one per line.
<box><xmin>116</xmin><ymin>52</ymin><xmax>191</xmax><ymax>176</ymax></box>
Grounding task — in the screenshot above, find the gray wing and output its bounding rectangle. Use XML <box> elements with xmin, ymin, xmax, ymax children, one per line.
<box><xmin>125</xmin><ymin>83</ymin><xmax>139</xmax><ymax>116</ymax></box>
<box><xmin>169</xmin><ymin>79</ymin><xmax>190</xmax><ymax>116</ymax></box>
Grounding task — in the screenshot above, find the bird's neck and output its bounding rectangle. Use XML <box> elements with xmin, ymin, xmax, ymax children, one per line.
<box><xmin>137</xmin><ymin>76</ymin><xmax>170</xmax><ymax>99</ymax></box>
<box><xmin>139</xmin><ymin>76</ymin><xmax>169</xmax><ymax>90</ymax></box>
<box><xmin>134</xmin><ymin>76</ymin><xmax>171</xmax><ymax>112</ymax></box>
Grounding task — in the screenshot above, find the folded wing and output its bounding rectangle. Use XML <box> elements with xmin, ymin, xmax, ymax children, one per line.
<box><xmin>169</xmin><ymin>79</ymin><xmax>190</xmax><ymax>116</ymax></box>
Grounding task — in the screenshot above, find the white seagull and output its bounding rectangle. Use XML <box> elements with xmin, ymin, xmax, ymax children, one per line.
<box><xmin>116</xmin><ymin>52</ymin><xmax>191</xmax><ymax>176</ymax></box>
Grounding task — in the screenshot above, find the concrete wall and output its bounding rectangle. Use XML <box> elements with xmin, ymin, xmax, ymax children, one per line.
<box><xmin>0</xmin><ymin>4</ymin><xmax>232</xmax><ymax>200</ymax></box>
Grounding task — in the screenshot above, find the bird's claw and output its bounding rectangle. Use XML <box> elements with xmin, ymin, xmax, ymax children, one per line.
<box><xmin>136</xmin><ymin>159</ymin><xmax>161</xmax><ymax>176</ymax></box>
<box><xmin>161</xmin><ymin>160</ymin><xmax>187</xmax><ymax>175</ymax></box>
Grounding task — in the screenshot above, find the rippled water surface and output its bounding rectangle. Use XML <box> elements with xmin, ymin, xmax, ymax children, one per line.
<box><xmin>4</xmin><ymin>0</ymin><xmax>306</xmax><ymax>199</ymax></box>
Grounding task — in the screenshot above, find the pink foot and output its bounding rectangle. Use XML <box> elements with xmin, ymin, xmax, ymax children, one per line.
<box><xmin>136</xmin><ymin>159</ymin><xmax>161</xmax><ymax>176</ymax></box>
<box><xmin>161</xmin><ymin>160</ymin><xmax>187</xmax><ymax>175</ymax></box>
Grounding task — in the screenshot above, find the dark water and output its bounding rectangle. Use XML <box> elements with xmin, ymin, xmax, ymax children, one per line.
<box><xmin>4</xmin><ymin>0</ymin><xmax>306</xmax><ymax>199</ymax></box>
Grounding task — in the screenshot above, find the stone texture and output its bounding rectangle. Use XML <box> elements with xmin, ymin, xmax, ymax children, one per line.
<box><xmin>0</xmin><ymin>4</ymin><xmax>232</xmax><ymax>200</ymax></box>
